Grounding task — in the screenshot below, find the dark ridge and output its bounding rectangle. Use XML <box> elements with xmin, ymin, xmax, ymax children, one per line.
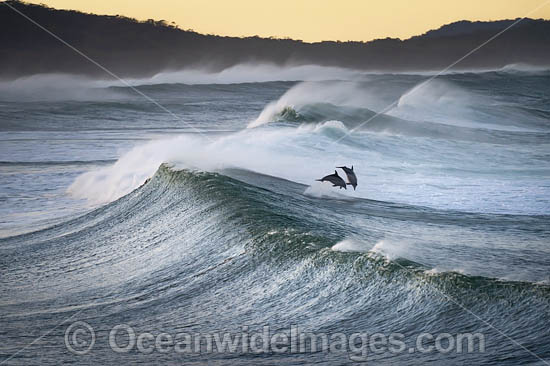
<box><xmin>1</xmin><ymin>0</ymin><xmax>549</xmax><ymax>79</ymax></box>
<box><xmin>416</xmin><ymin>19</ymin><xmax>527</xmax><ymax>38</ymax></box>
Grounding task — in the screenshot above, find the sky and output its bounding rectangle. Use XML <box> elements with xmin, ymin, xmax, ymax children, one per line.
<box><xmin>24</xmin><ymin>0</ymin><xmax>550</xmax><ymax>42</ymax></box>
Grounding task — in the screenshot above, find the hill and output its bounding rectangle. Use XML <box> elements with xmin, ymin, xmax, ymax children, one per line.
<box><xmin>1</xmin><ymin>0</ymin><xmax>550</xmax><ymax>79</ymax></box>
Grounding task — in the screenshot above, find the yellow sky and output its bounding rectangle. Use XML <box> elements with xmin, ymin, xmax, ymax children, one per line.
<box><xmin>24</xmin><ymin>0</ymin><xmax>550</xmax><ymax>42</ymax></box>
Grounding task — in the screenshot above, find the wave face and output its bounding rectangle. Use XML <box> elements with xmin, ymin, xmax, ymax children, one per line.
<box><xmin>1</xmin><ymin>65</ymin><xmax>550</xmax><ymax>365</ymax></box>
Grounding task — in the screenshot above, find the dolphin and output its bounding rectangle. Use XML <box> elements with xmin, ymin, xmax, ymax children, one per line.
<box><xmin>337</xmin><ymin>165</ymin><xmax>357</xmax><ymax>190</ymax></box>
<box><xmin>316</xmin><ymin>170</ymin><xmax>347</xmax><ymax>189</ymax></box>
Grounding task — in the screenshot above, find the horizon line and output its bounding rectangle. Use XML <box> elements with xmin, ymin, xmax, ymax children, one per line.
<box><xmin>7</xmin><ymin>0</ymin><xmax>550</xmax><ymax>43</ymax></box>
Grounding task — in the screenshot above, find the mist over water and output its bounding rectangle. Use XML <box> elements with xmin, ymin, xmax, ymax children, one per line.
<box><xmin>1</xmin><ymin>63</ymin><xmax>549</xmax><ymax>365</ymax></box>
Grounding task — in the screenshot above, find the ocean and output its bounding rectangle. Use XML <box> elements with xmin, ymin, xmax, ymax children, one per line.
<box><xmin>1</xmin><ymin>64</ymin><xmax>549</xmax><ymax>365</ymax></box>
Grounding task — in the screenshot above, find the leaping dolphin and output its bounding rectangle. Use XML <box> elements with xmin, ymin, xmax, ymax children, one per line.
<box><xmin>337</xmin><ymin>165</ymin><xmax>357</xmax><ymax>190</ymax></box>
<box><xmin>316</xmin><ymin>170</ymin><xmax>347</xmax><ymax>189</ymax></box>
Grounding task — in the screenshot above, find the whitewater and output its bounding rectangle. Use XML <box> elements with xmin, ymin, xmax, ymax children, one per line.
<box><xmin>1</xmin><ymin>64</ymin><xmax>549</xmax><ymax>365</ymax></box>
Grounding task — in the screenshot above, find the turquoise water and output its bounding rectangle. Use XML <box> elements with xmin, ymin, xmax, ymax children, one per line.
<box><xmin>1</xmin><ymin>66</ymin><xmax>549</xmax><ymax>364</ymax></box>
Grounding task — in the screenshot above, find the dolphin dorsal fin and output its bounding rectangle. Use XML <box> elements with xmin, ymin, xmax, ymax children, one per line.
<box><xmin>334</xmin><ymin>170</ymin><xmax>338</xmax><ymax>175</ymax></box>
<box><xmin>351</xmin><ymin>165</ymin><xmax>354</xmax><ymax>171</ymax></box>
